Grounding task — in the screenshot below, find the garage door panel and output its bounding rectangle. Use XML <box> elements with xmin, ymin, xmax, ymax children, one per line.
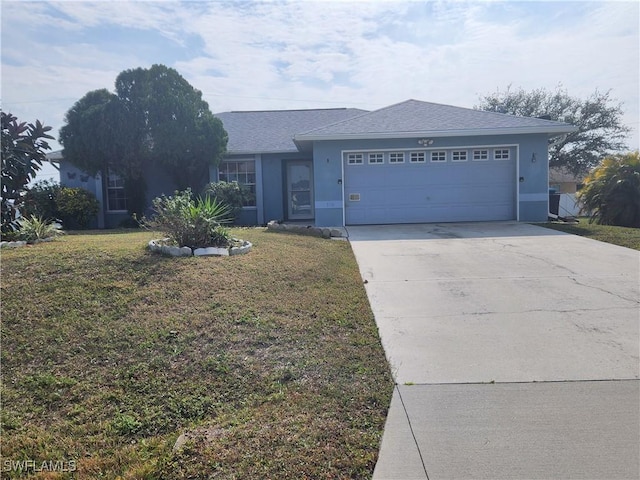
<box><xmin>347</xmin><ymin>183</ymin><xmax>514</xmax><ymax>207</ymax></box>
<box><xmin>347</xmin><ymin>203</ymin><xmax>515</xmax><ymax>225</ymax></box>
<box><xmin>344</xmin><ymin>150</ymin><xmax>516</xmax><ymax>225</ymax></box>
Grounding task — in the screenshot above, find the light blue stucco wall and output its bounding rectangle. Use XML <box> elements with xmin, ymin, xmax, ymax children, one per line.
<box><xmin>60</xmin><ymin>161</ymin><xmax>197</xmax><ymax>228</ymax></box>
<box><xmin>60</xmin><ymin>131</ymin><xmax>552</xmax><ymax>229</ymax></box>
<box><xmin>59</xmin><ymin>162</ymin><xmax>103</xmax><ymax>228</ymax></box>
<box><xmin>212</xmin><ymin>152</ymin><xmax>313</xmax><ymax>225</ymax></box>
<box><xmin>309</xmin><ymin>134</ymin><xmax>552</xmax><ymax>226</ymax></box>
<box><xmin>514</xmin><ymin>133</ymin><xmax>550</xmax><ymax>222</ymax></box>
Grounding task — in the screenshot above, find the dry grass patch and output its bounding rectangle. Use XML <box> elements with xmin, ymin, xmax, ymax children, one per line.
<box><xmin>1</xmin><ymin>229</ymin><xmax>393</xmax><ymax>479</ymax></box>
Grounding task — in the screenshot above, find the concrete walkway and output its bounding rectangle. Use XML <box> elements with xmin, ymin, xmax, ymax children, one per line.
<box><xmin>347</xmin><ymin>223</ymin><xmax>639</xmax><ymax>480</ymax></box>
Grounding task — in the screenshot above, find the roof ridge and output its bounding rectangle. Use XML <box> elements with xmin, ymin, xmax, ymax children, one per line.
<box><xmin>295</xmin><ymin>104</ymin><xmax>406</xmax><ymax>136</ymax></box>
<box><xmin>297</xmin><ymin>99</ymin><xmax>441</xmax><ymax>136</ymax></box>
<box><xmin>399</xmin><ymin>99</ymin><xmax>570</xmax><ymax>126</ymax></box>
<box><xmin>216</xmin><ymin>107</ymin><xmax>364</xmax><ymax>115</ymax></box>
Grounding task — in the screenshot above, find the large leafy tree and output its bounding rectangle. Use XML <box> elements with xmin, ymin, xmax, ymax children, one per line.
<box><xmin>1</xmin><ymin>112</ymin><xmax>54</xmax><ymax>234</ymax></box>
<box><xmin>476</xmin><ymin>86</ymin><xmax>631</xmax><ymax>176</ymax></box>
<box><xmin>578</xmin><ymin>151</ymin><xmax>640</xmax><ymax>228</ymax></box>
<box><xmin>59</xmin><ymin>64</ymin><xmax>227</xmax><ymax>216</ymax></box>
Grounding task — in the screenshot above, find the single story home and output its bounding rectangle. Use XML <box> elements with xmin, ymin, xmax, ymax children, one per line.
<box><xmin>52</xmin><ymin>99</ymin><xmax>576</xmax><ymax>228</ymax></box>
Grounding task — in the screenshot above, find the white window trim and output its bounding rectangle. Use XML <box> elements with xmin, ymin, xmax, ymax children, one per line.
<box><xmin>430</xmin><ymin>151</ymin><xmax>447</xmax><ymax>163</ymax></box>
<box><xmin>494</xmin><ymin>148</ymin><xmax>511</xmax><ymax>161</ymax></box>
<box><xmin>410</xmin><ymin>151</ymin><xmax>426</xmax><ymax>163</ymax></box>
<box><xmin>389</xmin><ymin>152</ymin><xmax>405</xmax><ymax>164</ymax></box>
<box><xmin>472</xmin><ymin>149</ymin><xmax>489</xmax><ymax>161</ymax></box>
<box><xmin>347</xmin><ymin>153</ymin><xmax>364</xmax><ymax>165</ymax></box>
<box><xmin>218</xmin><ymin>159</ymin><xmax>257</xmax><ymax>207</ymax></box>
<box><xmin>368</xmin><ymin>152</ymin><xmax>384</xmax><ymax>165</ymax></box>
<box><xmin>452</xmin><ymin>150</ymin><xmax>468</xmax><ymax>162</ymax></box>
<box><xmin>106</xmin><ymin>169</ymin><xmax>127</xmax><ymax>213</ymax></box>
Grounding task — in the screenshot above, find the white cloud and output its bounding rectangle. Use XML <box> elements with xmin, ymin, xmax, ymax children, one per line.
<box><xmin>2</xmin><ymin>0</ymin><xmax>638</xmax><ymax>154</ymax></box>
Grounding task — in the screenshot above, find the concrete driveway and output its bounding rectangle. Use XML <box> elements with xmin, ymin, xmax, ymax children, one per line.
<box><xmin>347</xmin><ymin>222</ymin><xmax>639</xmax><ymax>479</ymax></box>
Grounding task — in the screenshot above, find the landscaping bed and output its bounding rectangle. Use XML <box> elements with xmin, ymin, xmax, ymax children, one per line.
<box><xmin>0</xmin><ymin>228</ymin><xmax>393</xmax><ymax>479</ymax></box>
<box><xmin>538</xmin><ymin>218</ymin><xmax>640</xmax><ymax>251</ymax></box>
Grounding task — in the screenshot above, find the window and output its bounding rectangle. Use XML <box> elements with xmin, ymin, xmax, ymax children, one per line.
<box><xmin>389</xmin><ymin>152</ymin><xmax>405</xmax><ymax>164</ymax></box>
<box><xmin>107</xmin><ymin>169</ymin><xmax>127</xmax><ymax>212</ymax></box>
<box><xmin>218</xmin><ymin>160</ymin><xmax>257</xmax><ymax>206</ymax></box>
<box><xmin>410</xmin><ymin>152</ymin><xmax>426</xmax><ymax>163</ymax></box>
<box><xmin>347</xmin><ymin>153</ymin><xmax>364</xmax><ymax>165</ymax></box>
<box><xmin>473</xmin><ymin>149</ymin><xmax>489</xmax><ymax>161</ymax></box>
<box><xmin>368</xmin><ymin>153</ymin><xmax>384</xmax><ymax>164</ymax></box>
<box><xmin>494</xmin><ymin>149</ymin><xmax>510</xmax><ymax>160</ymax></box>
<box><xmin>452</xmin><ymin>150</ymin><xmax>467</xmax><ymax>162</ymax></box>
<box><xmin>431</xmin><ymin>151</ymin><xmax>446</xmax><ymax>163</ymax></box>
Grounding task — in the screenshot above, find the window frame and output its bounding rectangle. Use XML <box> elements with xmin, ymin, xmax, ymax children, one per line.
<box><xmin>472</xmin><ymin>149</ymin><xmax>489</xmax><ymax>161</ymax></box>
<box><xmin>452</xmin><ymin>150</ymin><xmax>468</xmax><ymax>162</ymax></box>
<box><xmin>347</xmin><ymin>153</ymin><xmax>364</xmax><ymax>165</ymax></box>
<box><xmin>410</xmin><ymin>151</ymin><xmax>426</xmax><ymax>163</ymax></box>
<box><xmin>389</xmin><ymin>152</ymin><xmax>405</xmax><ymax>164</ymax></box>
<box><xmin>494</xmin><ymin>148</ymin><xmax>510</xmax><ymax>161</ymax></box>
<box><xmin>106</xmin><ymin>169</ymin><xmax>128</xmax><ymax>213</ymax></box>
<box><xmin>430</xmin><ymin>151</ymin><xmax>447</xmax><ymax>163</ymax></box>
<box><xmin>368</xmin><ymin>152</ymin><xmax>384</xmax><ymax>165</ymax></box>
<box><xmin>217</xmin><ymin>159</ymin><xmax>257</xmax><ymax>207</ymax></box>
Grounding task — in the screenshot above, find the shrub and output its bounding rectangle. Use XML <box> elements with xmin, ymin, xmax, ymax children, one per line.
<box><xmin>202</xmin><ymin>181</ymin><xmax>251</xmax><ymax>221</ymax></box>
<box><xmin>579</xmin><ymin>151</ymin><xmax>640</xmax><ymax>228</ymax></box>
<box><xmin>23</xmin><ymin>180</ymin><xmax>61</xmax><ymax>221</ymax></box>
<box><xmin>55</xmin><ymin>187</ymin><xmax>100</xmax><ymax>229</ymax></box>
<box><xmin>15</xmin><ymin>215</ymin><xmax>64</xmax><ymax>243</ymax></box>
<box><xmin>1</xmin><ymin>112</ymin><xmax>54</xmax><ymax>235</ymax></box>
<box><xmin>142</xmin><ymin>189</ymin><xmax>232</xmax><ymax>248</ymax></box>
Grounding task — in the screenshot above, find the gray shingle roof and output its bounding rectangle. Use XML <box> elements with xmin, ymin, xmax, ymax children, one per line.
<box><xmin>215</xmin><ymin>108</ymin><xmax>368</xmax><ymax>154</ymax></box>
<box><xmin>294</xmin><ymin>99</ymin><xmax>576</xmax><ymax>140</ymax></box>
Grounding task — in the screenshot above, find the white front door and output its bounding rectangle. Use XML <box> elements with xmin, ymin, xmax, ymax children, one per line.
<box><xmin>287</xmin><ymin>161</ymin><xmax>314</xmax><ymax>220</ymax></box>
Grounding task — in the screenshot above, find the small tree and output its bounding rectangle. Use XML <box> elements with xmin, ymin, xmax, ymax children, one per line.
<box><xmin>1</xmin><ymin>112</ymin><xmax>54</xmax><ymax>235</ymax></box>
<box><xmin>59</xmin><ymin>65</ymin><xmax>228</xmax><ymax>217</ymax></box>
<box><xmin>579</xmin><ymin>151</ymin><xmax>640</xmax><ymax>228</ymax></box>
<box><xmin>202</xmin><ymin>181</ymin><xmax>251</xmax><ymax>221</ymax></box>
<box><xmin>476</xmin><ymin>86</ymin><xmax>631</xmax><ymax>176</ymax></box>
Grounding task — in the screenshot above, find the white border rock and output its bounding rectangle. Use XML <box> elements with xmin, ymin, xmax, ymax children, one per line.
<box><xmin>266</xmin><ymin>220</ymin><xmax>345</xmax><ymax>239</ymax></box>
<box><xmin>0</xmin><ymin>240</ymin><xmax>27</xmax><ymax>248</ymax></box>
<box><xmin>0</xmin><ymin>237</ymin><xmax>58</xmax><ymax>248</ymax></box>
<box><xmin>193</xmin><ymin>246</ymin><xmax>229</xmax><ymax>257</ymax></box>
<box><xmin>148</xmin><ymin>238</ymin><xmax>252</xmax><ymax>257</ymax></box>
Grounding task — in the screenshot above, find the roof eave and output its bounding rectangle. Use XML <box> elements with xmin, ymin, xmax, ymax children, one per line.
<box><xmin>224</xmin><ymin>148</ymin><xmax>301</xmax><ymax>156</ymax></box>
<box><xmin>294</xmin><ymin>125</ymin><xmax>578</xmax><ymax>142</ymax></box>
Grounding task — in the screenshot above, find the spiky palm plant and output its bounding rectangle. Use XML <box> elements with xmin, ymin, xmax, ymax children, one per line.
<box><xmin>579</xmin><ymin>151</ymin><xmax>640</xmax><ymax>228</ymax></box>
<box><xmin>15</xmin><ymin>215</ymin><xmax>64</xmax><ymax>243</ymax></box>
<box><xmin>143</xmin><ymin>189</ymin><xmax>232</xmax><ymax>248</ymax></box>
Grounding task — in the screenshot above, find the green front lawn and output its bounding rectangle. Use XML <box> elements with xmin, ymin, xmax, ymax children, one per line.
<box><xmin>1</xmin><ymin>229</ymin><xmax>393</xmax><ymax>479</ymax></box>
<box><xmin>538</xmin><ymin>218</ymin><xmax>640</xmax><ymax>250</ymax></box>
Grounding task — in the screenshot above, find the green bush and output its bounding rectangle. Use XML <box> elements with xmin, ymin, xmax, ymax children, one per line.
<box><xmin>15</xmin><ymin>215</ymin><xmax>64</xmax><ymax>243</ymax></box>
<box><xmin>23</xmin><ymin>180</ymin><xmax>61</xmax><ymax>221</ymax></box>
<box><xmin>55</xmin><ymin>187</ymin><xmax>100</xmax><ymax>229</ymax></box>
<box><xmin>142</xmin><ymin>189</ymin><xmax>232</xmax><ymax>248</ymax></box>
<box><xmin>579</xmin><ymin>151</ymin><xmax>640</xmax><ymax>228</ymax></box>
<box><xmin>202</xmin><ymin>181</ymin><xmax>251</xmax><ymax>221</ymax></box>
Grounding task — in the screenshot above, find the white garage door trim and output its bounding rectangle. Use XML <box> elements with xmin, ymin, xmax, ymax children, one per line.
<box><xmin>341</xmin><ymin>144</ymin><xmax>520</xmax><ymax>226</ymax></box>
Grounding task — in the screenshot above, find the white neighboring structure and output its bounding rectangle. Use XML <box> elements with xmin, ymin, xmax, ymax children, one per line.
<box><xmin>558</xmin><ymin>193</ymin><xmax>582</xmax><ymax>217</ymax></box>
<box><xmin>549</xmin><ymin>167</ymin><xmax>584</xmax><ymax>217</ymax></box>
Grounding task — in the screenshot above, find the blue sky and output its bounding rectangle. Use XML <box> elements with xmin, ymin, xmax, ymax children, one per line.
<box><xmin>1</xmin><ymin>0</ymin><xmax>638</xmax><ymax>183</ymax></box>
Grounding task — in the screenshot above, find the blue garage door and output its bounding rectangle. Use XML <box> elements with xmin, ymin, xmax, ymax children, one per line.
<box><xmin>344</xmin><ymin>148</ymin><xmax>516</xmax><ymax>225</ymax></box>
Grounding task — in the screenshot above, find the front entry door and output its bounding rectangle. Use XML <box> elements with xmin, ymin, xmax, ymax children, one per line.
<box><xmin>286</xmin><ymin>161</ymin><xmax>314</xmax><ymax>220</ymax></box>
